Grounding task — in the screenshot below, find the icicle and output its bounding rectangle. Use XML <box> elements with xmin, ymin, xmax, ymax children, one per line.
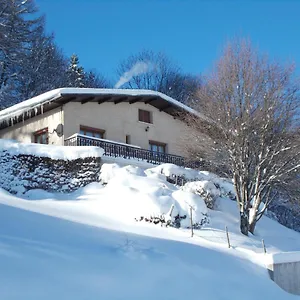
<box><xmin>22</xmin><ymin>112</ymin><xmax>25</xmax><ymax>124</ymax></box>
<box><xmin>34</xmin><ymin>107</ymin><xmax>38</xmax><ymax>116</ymax></box>
<box><xmin>41</xmin><ymin>104</ymin><xmax>44</xmax><ymax>115</ymax></box>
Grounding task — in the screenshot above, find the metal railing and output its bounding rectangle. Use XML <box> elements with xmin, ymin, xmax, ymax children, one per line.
<box><xmin>64</xmin><ymin>134</ymin><xmax>184</xmax><ymax>166</ymax></box>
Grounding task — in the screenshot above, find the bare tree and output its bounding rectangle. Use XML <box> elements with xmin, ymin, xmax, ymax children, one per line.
<box><xmin>116</xmin><ymin>50</ymin><xmax>200</xmax><ymax>103</ymax></box>
<box><xmin>16</xmin><ymin>24</ymin><xmax>69</xmax><ymax>101</ymax></box>
<box><xmin>0</xmin><ymin>0</ymin><xmax>43</xmax><ymax>106</ymax></box>
<box><xmin>0</xmin><ymin>0</ymin><xmax>42</xmax><ymax>87</ymax></box>
<box><xmin>184</xmin><ymin>39</ymin><xmax>300</xmax><ymax>235</ymax></box>
<box><xmin>84</xmin><ymin>70</ymin><xmax>110</xmax><ymax>88</ymax></box>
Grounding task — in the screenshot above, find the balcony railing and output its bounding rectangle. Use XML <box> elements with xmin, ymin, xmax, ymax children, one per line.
<box><xmin>64</xmin><ymin>134</ymin><xmax>184</xmax><ymax>166</ymax></box>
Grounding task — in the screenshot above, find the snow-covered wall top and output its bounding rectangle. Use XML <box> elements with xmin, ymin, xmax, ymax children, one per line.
<box><xmin>266</xmin><ymin>251</ymin><xmax>300</xmax><ymax>264</ymax></box>
<box><xmin>0</xmin><ymin>139</ymin><xmax>104</xmax><ymax>160</ymax></box>
<box><xmin>0</xmin><ymin>88</ymin><xmax>203</xmax><ymax>125</ymax></box>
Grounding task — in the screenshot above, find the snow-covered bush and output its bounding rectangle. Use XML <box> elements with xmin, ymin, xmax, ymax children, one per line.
<box><xmin>100</xmin><ymin>163</ymin><xmax>210</xmax><ymax>229</ymax></box>
<box><xmin>99</xmin><ymin>163</ymin><xmax>146</xmax><ymax>184</ymax></box>
<box><xmin>146</xmin><ymin>163</ymin><xmax>237</xmax><ymax>210</ymax></box>
<box><xmin>134</xmin><ymin>212</ymin><xmax>188</xmax><ymax>228</ymax></box>
<box><xmin>146</xmin><ymin>163</ymin><xmax>203</xmax><ymax>181</ymax></box>
<box><xmin>182</xmin><ymin>181</ymin><xmax>220</xmax><ymax>209</ymax></box>
<box><xmin>99</xmin><ymin>163</ymin><xmax>121</xmax><ymax>184</ymax></box>
<box><xmin>133</xmin><ymin>187</ymin><xmax>209</xmax><ymax>229</ymax></box>
<box><xmin>134</xmin><ymin>204</ymin><xmax>209</xmax><ymax>229</ymax></box>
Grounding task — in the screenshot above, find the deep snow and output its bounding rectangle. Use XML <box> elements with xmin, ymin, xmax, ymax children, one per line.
<box><xmin>0</xmin><ymin>139</ymin><xmax>104</xmax><ymax>160</ymax></box>
<box><xmin>1</xmin><ymin>163</ymin><xmax>300</xmax><ymax>299</ymax></box>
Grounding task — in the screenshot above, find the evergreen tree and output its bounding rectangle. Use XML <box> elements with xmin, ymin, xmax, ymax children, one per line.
<box><xmin>0</xmin><ymin>0</ymin><xmax>110</xmax><ymax>107</ymax></box>
<box><xmin>67</xmin><ymin>54</ymin><xmax>85</xmax><ymax>87</ymax></box>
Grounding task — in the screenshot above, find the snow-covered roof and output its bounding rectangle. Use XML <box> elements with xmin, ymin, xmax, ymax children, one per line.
<box><xmin>0</xmin><ymin>88</ymin><xmax>205</xmax><ymax>129</ymax></box>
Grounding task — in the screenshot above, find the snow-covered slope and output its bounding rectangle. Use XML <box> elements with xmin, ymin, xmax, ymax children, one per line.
<box><xmin>1</xmin><ymin>163</ymin><xmax>300</xmax><ymax>299</ymax></box>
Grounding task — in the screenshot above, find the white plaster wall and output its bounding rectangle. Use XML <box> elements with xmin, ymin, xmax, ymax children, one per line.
<box><xmin>64</xmin><ymin>102</ymin><xmax>189</xmax><ymax>156</ymax></box>
<box><xmin>0</xmin><ymin>107</ymin><xmax>64</xmax><ymax>145</ymax></box>
<box><xmin>272</xmin><ymin>262</ymin><xmax>300</xmax><ymax>295</ymax></box>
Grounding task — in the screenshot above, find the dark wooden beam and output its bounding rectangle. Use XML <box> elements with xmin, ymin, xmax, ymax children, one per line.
<box><xmin>129</xmin><ymin>96</ymin><xmax>143</xmax><ymax>104</ymax></box>
<box><xmin>55</xmin><ymin>96</ymin><xmax>77</xmax><ymax>106</ymax></box>
<box><xmin>81</xmin><ymin>96</ymin><xmax>96</xmax><ymax>104</ymax></box>
<box><xmin>159</xmin><ymin>104</ymin><xmax>172</xmax><ymax>112</ymax></box>
<box><xmin>144</xmin><ymin>97</ymin><xmax>156</xmax><ymax>104</ymax></box>
<box><xmin>114</xmin><ymin>96</ymin><xmax>128</xmax><ymax>104</ymax></box>
<box><xmin>98</xmin><ymin>96</ymin><xmax>112</xmax><ymax>104</ymax></box>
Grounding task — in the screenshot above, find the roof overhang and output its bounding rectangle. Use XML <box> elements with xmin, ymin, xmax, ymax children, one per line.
<box><xmin>0</xmin><ymin>88</ymin><xmax>204</xmax><ymax>130</ymax></box>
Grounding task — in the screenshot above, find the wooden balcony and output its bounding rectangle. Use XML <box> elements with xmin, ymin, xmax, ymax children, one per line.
<box><xmin>64</xmin><ymin>134</ymin><xmax>184</xmax><ymax>166</ymax></box>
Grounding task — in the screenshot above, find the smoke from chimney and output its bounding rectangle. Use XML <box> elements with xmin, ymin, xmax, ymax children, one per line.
<box><xmin>114</xmin><ymin>61</ymin><xmax>150</xmax><ymax>89</ymax></box>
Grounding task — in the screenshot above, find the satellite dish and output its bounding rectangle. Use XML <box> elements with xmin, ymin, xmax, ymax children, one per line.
<box><xmin>55</xmin><ymin>124</ymin><xmax>64</xmax><ymax>137</ymax></box>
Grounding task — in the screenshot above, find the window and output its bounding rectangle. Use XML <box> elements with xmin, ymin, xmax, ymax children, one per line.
<box><xmin>80</xmin><ymin>125</ymin><xmax>105</xmax><ymax>139</ymax></box>
<box><xmin>138</xmin><ymin>109</ymin><xmax>152</xmax><ymax>123</ymax></box>
<box><xmin>125</xmin><ymin>135</ymin><xmax>131</xmax><ymax>144</ymax></box>
<box><xmin>149</xmin><ymin>140</ymin><xmax>166</xmax><ymax>153</ymax></box>
<box><xmin>34</xmin><ymin>128</ymin><xmax>48</xmax><ymax>144</ymax></box>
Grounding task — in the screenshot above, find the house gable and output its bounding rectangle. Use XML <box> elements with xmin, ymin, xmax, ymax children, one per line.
<box><xmin>63</xmin><ymin>101</ymin><xmax>190</xmax><ymax>155</ymax></box>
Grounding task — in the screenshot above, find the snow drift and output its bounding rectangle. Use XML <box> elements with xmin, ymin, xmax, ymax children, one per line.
<box><xmin>99</xmin><ymin>163</ymin><xmax>209</xmax><ymax>228</ymax></box>
<box><xmin>1</xmin><ymin>159</ymin><xmax>300</xmax><ymax>299</ymax></box>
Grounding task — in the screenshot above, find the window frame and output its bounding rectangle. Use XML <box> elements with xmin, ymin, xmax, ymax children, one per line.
<box><xmin>79</xmin><ymin>125</ymin><xmax>105</xmax><ymax>139</ymax></box>
<box><xmin>149</xmin><ymin>140</ymin><xmax>167</xmax><ymax>153</ymax></box>
<box><xmin>138</xmin><ymin>109</ymin><xmax>152</xmax><ymax>124</ymax></box>
<box><xmin>33</xmin><ymin>127</ymin><xmax>48</xmax><ymax>144</ymax></box>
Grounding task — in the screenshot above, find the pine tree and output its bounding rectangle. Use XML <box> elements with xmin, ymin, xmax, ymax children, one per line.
<box><xmin>67</xmin><ymin>54</ymin><xmax>85</xmax><ymax>88</ymax></box>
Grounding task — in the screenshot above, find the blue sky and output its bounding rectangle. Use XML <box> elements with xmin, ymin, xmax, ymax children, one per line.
<box><xmin>35</xmin><ymin>0</ymin><xmax>300</xmax><ymax>83</ymax></box>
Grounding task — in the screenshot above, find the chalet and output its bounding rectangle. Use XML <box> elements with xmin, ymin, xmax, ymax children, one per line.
<box><xmin>0</xmin><ymin>88</ymin><xmax>201</xmax><ymax>166</ymax></box>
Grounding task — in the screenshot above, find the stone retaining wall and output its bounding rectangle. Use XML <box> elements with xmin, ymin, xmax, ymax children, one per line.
<box><xmin>0</xmin><ymin>151</ymin><xmax>101</xmax><ymax>194</ymax></box>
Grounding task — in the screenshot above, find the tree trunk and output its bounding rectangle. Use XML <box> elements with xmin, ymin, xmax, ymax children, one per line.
<box><xmin>249</xmin><ymin>219</ymin><xmax>256</xmax><ymax>234</ymax></box>
<box><xmin>240</xmin><ymin>211</ymin><xmax>249</xmax><ymax>236</ymax></box>
<box><xmin>249</xmin><ymin>194</ymin><xmax>261</xmax><ymax>235</ymax></box>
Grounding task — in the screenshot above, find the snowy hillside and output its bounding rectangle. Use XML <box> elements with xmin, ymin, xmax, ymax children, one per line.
<box><xmin>1</xmin><ymin>162</ymin><xmax>300</xmax><ymax>299</ymax></box>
